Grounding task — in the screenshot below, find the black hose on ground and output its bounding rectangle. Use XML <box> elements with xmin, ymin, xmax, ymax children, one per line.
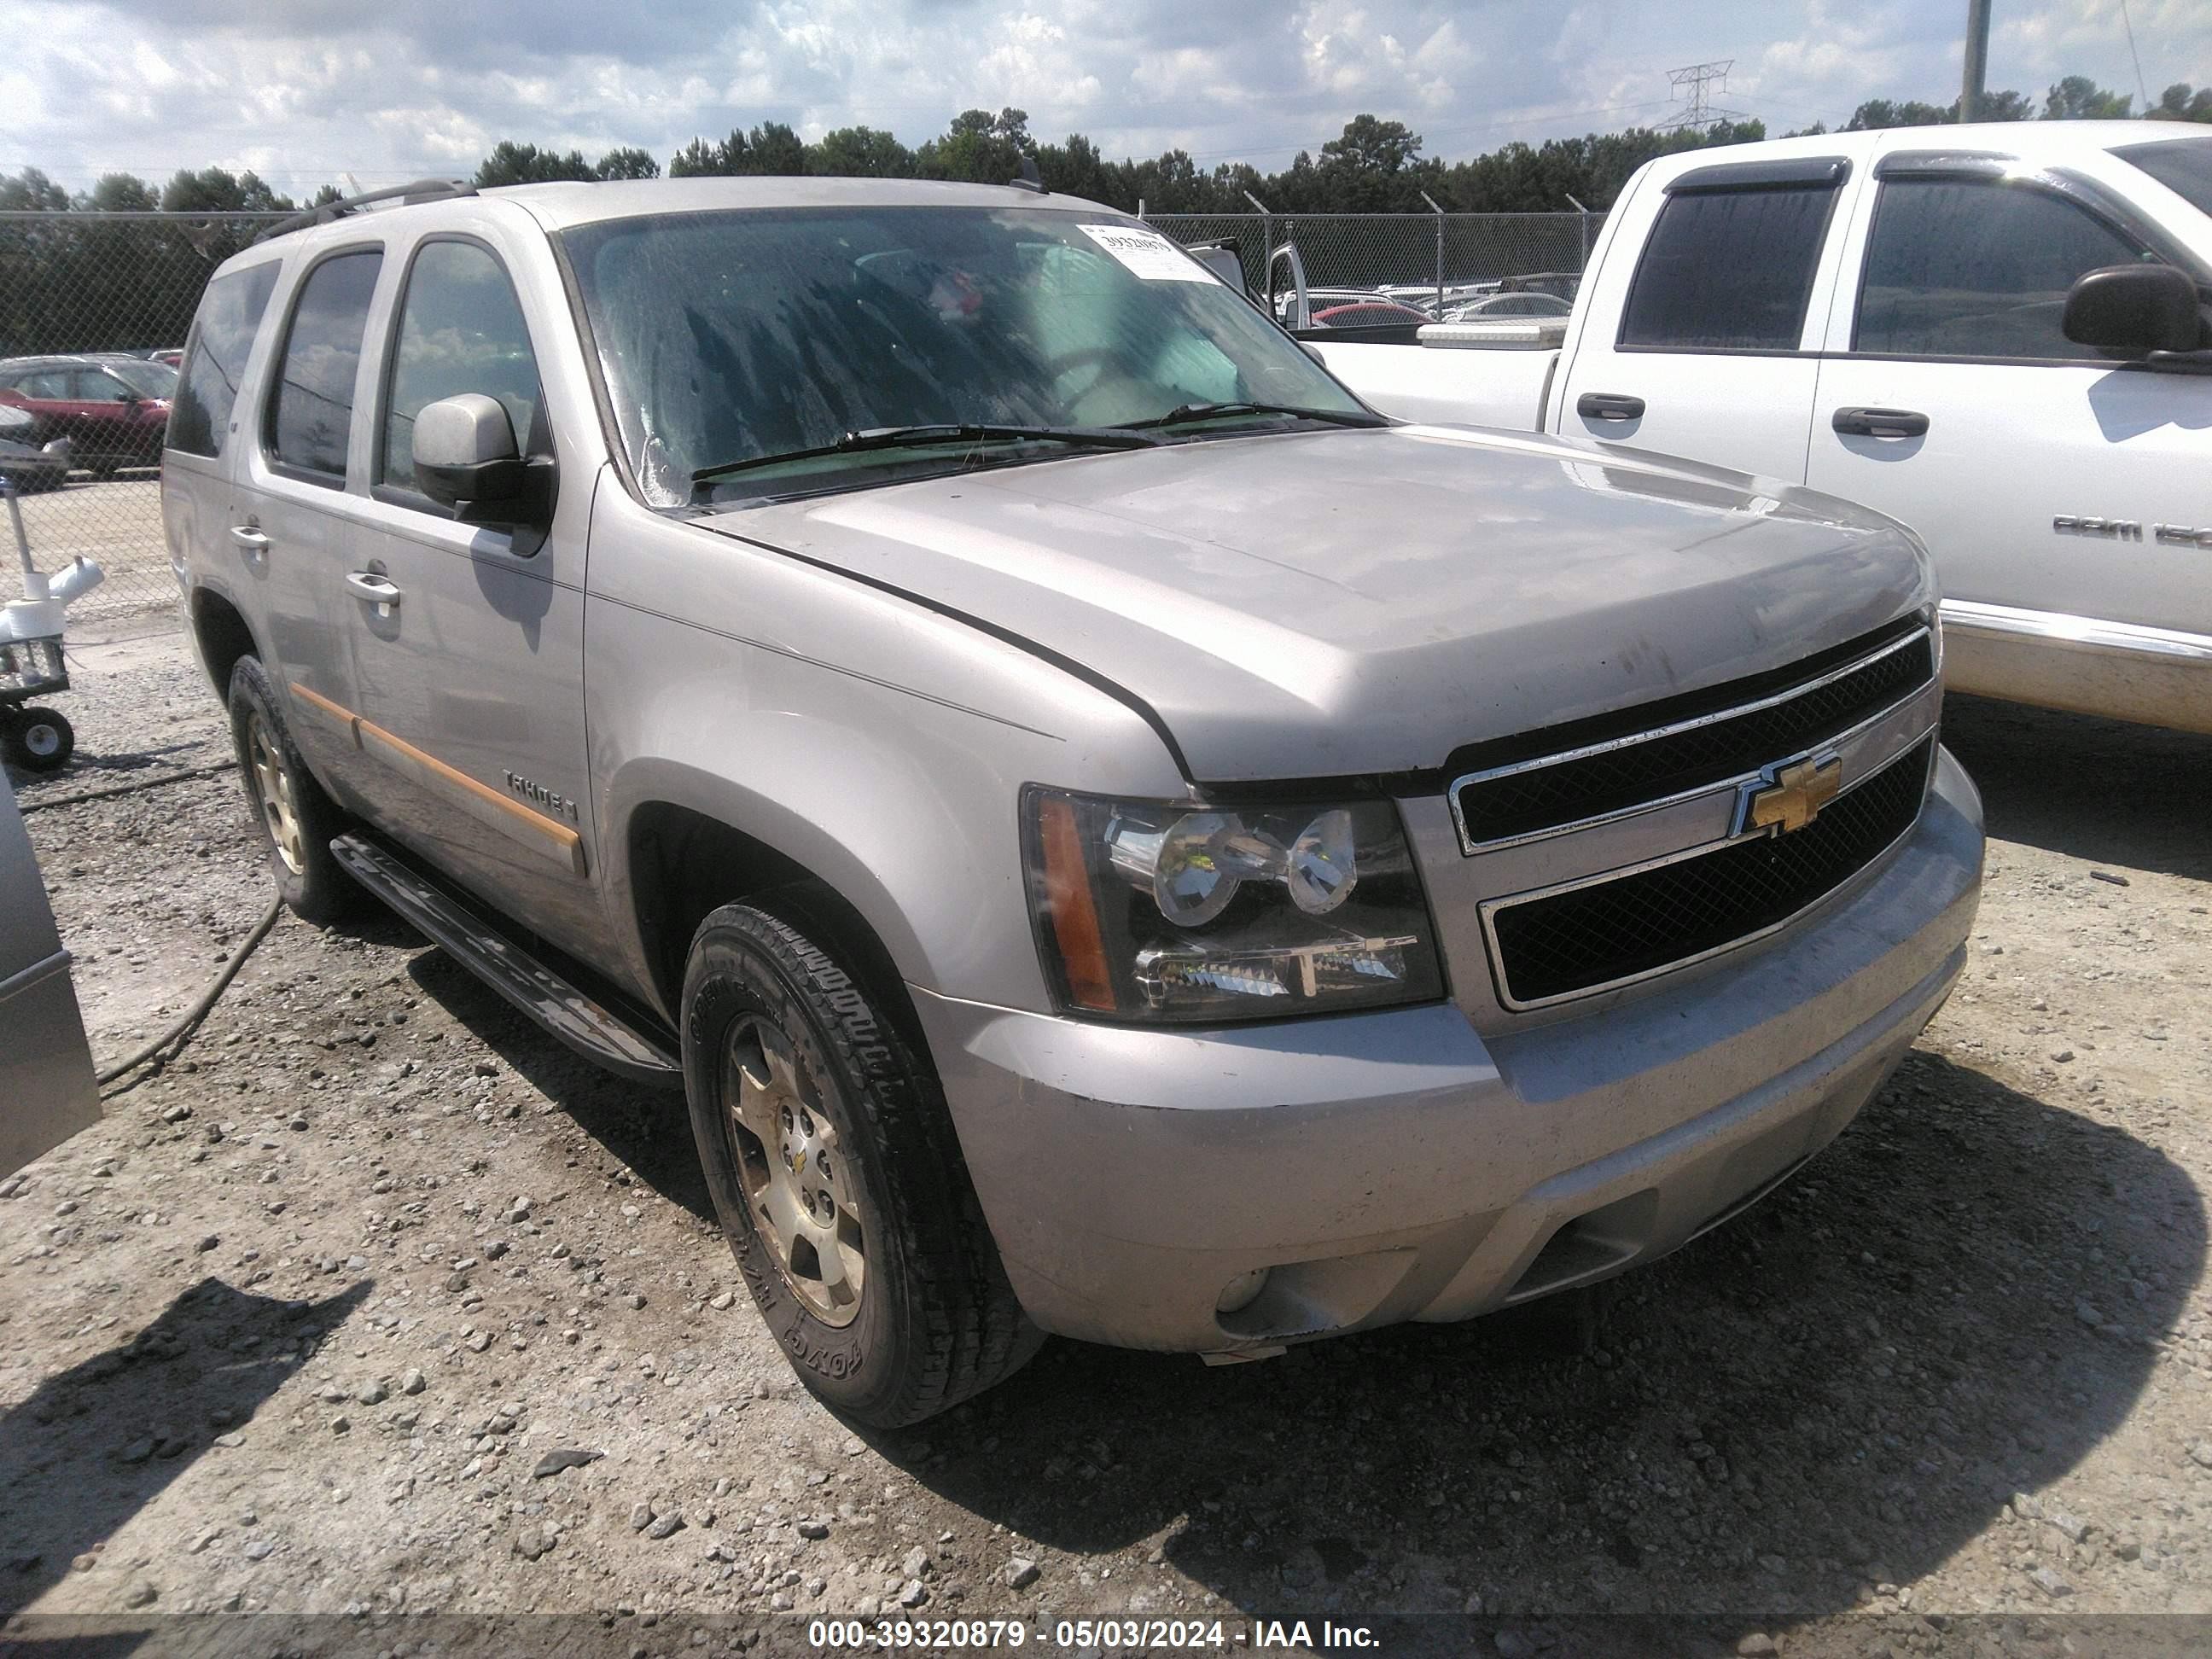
<box><xmin>18</xmin><ymin>759</ymin><xmax>238</xmax><ymax>814</ymax></box>
<box><xmin>96</xmin><ymin>894</ymin><xmax>284</xmax><ymax>1093</ymax></box>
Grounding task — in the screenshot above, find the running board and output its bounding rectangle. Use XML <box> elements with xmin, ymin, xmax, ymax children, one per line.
<box><xmin>329</xmin><ymin>834</ymin><xmax>682</xmax><ymax>1086</ymax></box>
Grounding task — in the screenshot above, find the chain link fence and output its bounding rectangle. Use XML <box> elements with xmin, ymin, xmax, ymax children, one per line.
<box><xmin>1144</xmin><ymin>209</ymin><xmax>1601</xmax><ymax>318</ymax></box>
<box><xmin>0</xmin><ymin>206</ymin><xmax>1603</xmax><ymax>623</ymax></box>
<box><xmin>1</xmin><ymin>210</ymin><xmax>286</xmax><ymax>621</ymax></box>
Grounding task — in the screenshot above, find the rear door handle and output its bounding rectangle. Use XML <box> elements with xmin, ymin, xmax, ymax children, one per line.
<box><xmin>1576</xmin><ymin>392</ymin><xmax>1646</xmax><ymax>422</ymax></box>
<box><xmin>228</xmin><ymin>524</ymin><xmax>269</xmax><ymax>553</ymax></box>
<box><xmin>1831</xmin><ymin>406</ymin><xmax>1929</xmax><ymax>439</ymax></box>
<box><xmin>344</xmin><ymin>571</ymin><xmax>402</xmax><ymax>609</ymax></box>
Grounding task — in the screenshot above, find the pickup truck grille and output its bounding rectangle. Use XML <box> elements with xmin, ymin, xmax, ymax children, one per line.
<box><xmin>1452</xmin><ymin>624</ymin><xmax>1935</xmax><ymax>851</ymax></box>
<box><xmin>1485</xmin><ymin>736</ymin><xmax>1934</xmax><ymax>1008</ymax></box>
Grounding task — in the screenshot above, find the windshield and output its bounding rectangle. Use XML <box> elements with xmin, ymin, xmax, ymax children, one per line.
<box><xmin>2116</xmin><ymin>137</ymin><xmax>2212</xmax><ymax>220</ymax></box>
<box><xmin>558</xmin><ymin>205</ymin><xmax>1369</xmax><ymax>505</ymax></box>
<box><xmin>104</xmin><ymin>358</ymin><xmax>178</xmax><ymax>398</ymax></box>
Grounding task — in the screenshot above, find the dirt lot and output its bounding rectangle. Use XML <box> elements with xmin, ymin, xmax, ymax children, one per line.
<box><xmin>3</xmin><ymin>616</ymin><xmax>2211</xmax><ymax>1656</ymax></box>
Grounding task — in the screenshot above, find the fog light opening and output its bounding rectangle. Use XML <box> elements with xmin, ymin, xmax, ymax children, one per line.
<box><xmin>1214</xmin><ymin>1267</ymin><xmax>1272</xmax><ymax>1316</ymax></box>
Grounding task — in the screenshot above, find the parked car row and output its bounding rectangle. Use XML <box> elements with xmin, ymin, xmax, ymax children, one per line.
<box><xmin>0</xmin><ymin>353</ymin><xmax>178</xmax><ymax>475</ymax></box>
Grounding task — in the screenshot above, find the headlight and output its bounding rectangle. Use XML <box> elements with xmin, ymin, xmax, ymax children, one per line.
<box><xmin>1022</xmin><ymin>786</ymin><xmax>1445</xmax><ymax>1022</ymax></box>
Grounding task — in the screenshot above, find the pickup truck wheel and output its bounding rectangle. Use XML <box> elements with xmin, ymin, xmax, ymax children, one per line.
<box><xmin>682</xmin><ymin>900</ymin><xmax>1039</xmax><ymax>1427</ymax></box>
<box><xmin>225</xmin><ymin>655</ymin><xmax>358</xmax><ymax>923</ymax></box>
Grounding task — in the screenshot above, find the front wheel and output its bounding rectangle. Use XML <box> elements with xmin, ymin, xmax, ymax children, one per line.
<box><xmin>681</xmin><ymin>897</ymin><xmax>1039</xmax><ymax>1426</ymax></box>
<box><xmin>1</xmin><ymin>706</ymin><xmax>73</xmax><ymax>771</ymax></box>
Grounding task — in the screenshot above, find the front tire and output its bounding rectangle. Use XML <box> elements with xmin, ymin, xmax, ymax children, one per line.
<box><xmin>2</xmin><ymin>706</ymin><xmax>73</xmax><ymax>771</ymax></box>
<box><xmin>225</xmin><ymin>655</ymin><xmax>357</xmax><ymax>923</ymax></box>
<box><xmin>681</xmin><ymin>898</ymin><xmax>1039</xmax><ymax>1427</ymax></box>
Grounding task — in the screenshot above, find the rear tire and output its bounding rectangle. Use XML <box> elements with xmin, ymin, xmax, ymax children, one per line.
<box><xmin>1</xmin><ymin>706</ymin><xmax>73</xmax><ymax>772</ymax></box>
<box><xmin>225</xmin><ymin>655</ymin><xmax>358</xmax><ymax>923</ymax></box>
<box><xmin>681</xmin><ymin>896</ymin><xmax>1039</xmax><ymax>1426</ymax></box>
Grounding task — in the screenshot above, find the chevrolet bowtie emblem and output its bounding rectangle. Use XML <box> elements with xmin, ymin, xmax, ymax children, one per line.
<box><xmin>1747</xmin><ymin>754</ymin><xmax>1842</xmax><ymax>835</ymax></box>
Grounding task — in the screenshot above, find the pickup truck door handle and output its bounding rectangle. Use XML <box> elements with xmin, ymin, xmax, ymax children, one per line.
<box><xmin>229</xmin><ymin>524</ymin><xmax>270</xmax><ymax>553</ymax></box>
<box><xmin>1831</xmin><ymin>406</ymin><xmax>1930</xmax><ymax>439</ymax></box>
<box><xmin>1576</xmin><ymin>393</ymin><xmax>1646</xmax><ymax>422</ymax></box>
<box><xmin>344</xmin><ymin>571</ymin><xmax>402</xmax><ymax>609</ymax></box>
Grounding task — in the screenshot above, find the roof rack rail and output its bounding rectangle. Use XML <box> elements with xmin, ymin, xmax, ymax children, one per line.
<box><xmin>254</xmin><ymin>178</ymin><xmax>477</xmax><ymax>244</ymax></box>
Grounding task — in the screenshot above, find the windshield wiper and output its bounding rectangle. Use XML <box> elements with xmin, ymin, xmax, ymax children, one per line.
<box><xmin>692</xmin><ymin>423</ymin><xmax>1161</xmax><ymax>488</ymax></box>
<box><xmin>1120</xmin><ymin>401</ymin><xmax>1390</xmax><ymax>432</ymax></box>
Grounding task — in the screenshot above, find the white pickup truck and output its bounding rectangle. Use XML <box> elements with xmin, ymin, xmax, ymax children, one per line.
<box><xmin>1311</xmin><ymin>124</ymin><xmax>2212</xmax><ymax>734</ymax></box>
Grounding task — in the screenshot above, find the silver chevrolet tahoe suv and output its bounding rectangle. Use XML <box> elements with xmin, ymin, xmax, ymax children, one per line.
<box><xmin>161</xmin><ymin>176</ymin><xmax>1984</xmax><ymax>1426</ymax></box>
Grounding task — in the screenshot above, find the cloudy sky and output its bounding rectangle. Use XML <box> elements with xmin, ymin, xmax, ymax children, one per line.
<box><xmin>3</xmin><ymin>0</ymin><xmax>2209</xmax><ymax>194</ymax></box>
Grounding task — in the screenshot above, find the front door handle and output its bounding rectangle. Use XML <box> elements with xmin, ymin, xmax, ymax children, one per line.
<box><xmin>1576</xmin><ymin>392</ymin><xmax>1646</xmax><ymax>422</ymax></box>
<box><xmin>1831</xmin><ymin>405</ymin><xmax>1930</xmax><ymax>439</ymax></box>
<box><xmin>344</xmin><ymin>571</ymin><xmax>402</xmax><ymax>610</ymax></box>
<box><xmin>229</xmin><ymin>524</ymin><xmax>269</xmax><ymax>553</ymax></box>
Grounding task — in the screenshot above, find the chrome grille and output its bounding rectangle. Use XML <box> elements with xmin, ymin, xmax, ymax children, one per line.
<box><xmin>1451</xmin><ymin>625</ymin><xmax>1935</xmax><ymax>853</ymax></box>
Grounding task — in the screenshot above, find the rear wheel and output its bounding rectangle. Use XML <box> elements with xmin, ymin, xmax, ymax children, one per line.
<box><xmin>681</xmin><ymin>896</ymin><xmax>1039</xmax><ymax>1426</ymax></box>
<box><xmin>1</xmin><ymin>706</ymin><xmax>73</xmax><ymax>772</ymax></box>
<box><xmin>225</xmin><ymin>655</ymin><xmax>357</xmax><ymax>923</ymax></box>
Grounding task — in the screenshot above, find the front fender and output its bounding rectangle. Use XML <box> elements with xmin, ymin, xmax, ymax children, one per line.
<box><xmin>583</xmin><ymin>495</ymin><xmax>1185</xmax><ymax>1016</ymax></box>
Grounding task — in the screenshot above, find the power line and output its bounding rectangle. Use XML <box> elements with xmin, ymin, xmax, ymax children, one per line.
<box><xmin>2118</xmin><ymin>0</ymin><xmax>2151</xmax><ymax>112</ymax></box>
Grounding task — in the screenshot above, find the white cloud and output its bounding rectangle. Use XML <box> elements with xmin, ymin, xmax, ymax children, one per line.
<box><xmin>0</xmin><ymin>0</ymin><xmax>2206</xmax><ymax>194</ymax></box>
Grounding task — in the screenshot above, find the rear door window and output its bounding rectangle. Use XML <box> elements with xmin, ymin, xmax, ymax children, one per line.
<box><xmin>1619</xmin><ymin>187</ymin><xmax>1837</xmax><ymax>351</ymax></box>
<box><xmin>1852</xmin><ymin>178</ymin><xmax>2152</xmax><ymax>360</ymax></box>
<box><xmin>265</xmin><ymin>249</ymin><xmax>383</xmax><ymax>483</ymax></box>
<box><xmin>169</xmin><ymin>261</ymin><xmax>280</xmax><ymax>457</ymax></box>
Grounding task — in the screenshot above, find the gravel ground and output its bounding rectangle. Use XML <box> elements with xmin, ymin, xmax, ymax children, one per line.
<box><xmin>3</xmin><ymin>617</ymin><xmax>2211</xmax><ymax>1656</ymax></box>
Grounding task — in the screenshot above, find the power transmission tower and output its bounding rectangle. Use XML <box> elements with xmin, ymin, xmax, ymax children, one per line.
<box><xmin>1659</xmin><ymin>60</ymin><xmax>1743</xmax><ymax>132</ymax></box>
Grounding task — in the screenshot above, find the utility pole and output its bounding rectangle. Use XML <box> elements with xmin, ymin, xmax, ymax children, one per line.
<box><xmin>1960</xmin><ymin>0</ymin><xmax>1992</xmax><ymax>123</ymax></box>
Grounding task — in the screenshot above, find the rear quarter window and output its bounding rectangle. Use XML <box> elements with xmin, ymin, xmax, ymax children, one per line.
<box><xmin>169</xmin><ymin>261</ymin><xmax>281</xmax><ymax>459</ymax></box>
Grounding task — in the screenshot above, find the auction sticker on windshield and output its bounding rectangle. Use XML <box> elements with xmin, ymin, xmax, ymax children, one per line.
<box><xmin>1079</xmin><ymin>224</ymin><xmax>1215</xmax><ymax>282</ymax></box>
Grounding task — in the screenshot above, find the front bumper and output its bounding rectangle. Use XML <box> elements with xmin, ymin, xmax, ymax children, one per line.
<box><xmin>916</xmin><ymin>748</ymin><xmax>1983</xmax><ymax>1353</ymax></box>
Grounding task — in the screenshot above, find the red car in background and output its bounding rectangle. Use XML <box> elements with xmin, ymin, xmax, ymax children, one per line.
<box><xmin>0</xmin><ymin>355</ymin><xmax>176</xmax><ymax>475</ymax></box>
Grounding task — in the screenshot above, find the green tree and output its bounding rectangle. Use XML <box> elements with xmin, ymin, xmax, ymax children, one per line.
<box><xmin>0</xmin><ymin>168</ymin><xmax>69</xmax><ymax>212</ymax></box>
<box><xmin>82</xmin><ymin>174</ymin><xmax>158</xmax><ymax>212</ymax></box>
<box><xmin>308</xmin><ymin>183</ymin><xmax>346</xmax><ymax>208</ymax></box>
<box><xmin>2044</xmin><ymin>76</ymin><xmax>2132</xmax><ymax>119</ymax></box>
<box><xmin>808</xmin><ymin>126</ymin><xmax>915</xmax><ymax>178</ymax></box>
<box><xmin>2149</xmin><ymin>83</ymin><xmax>2212</xmax><ymax>122</ymax></box>
<box><xmin>667</xmin><ymin>123</ymin><xmax>807</xmax><ymax>178</ymax></box>
<box><xmin>916</xmin><ymin>108</ymin><xmax>1034</xmax><ymax>183</ymax></box>
<box><xmin>474</xmin><ymin>142</ymin><xmax>596</xmax><ymax>187</ymax></box>
<box><xmin>159</xmin><ymin>167</ymin><xmax>293</xmax><ymax>213</ymax></box>
<box><xmin>1845</xmin><ymin>98</ymin><xmax>1955</xmax><ymax>130</ymax></box>
<box><xmin>595</xmin><ymin>147</ymin><xmax>661</xmax><ymax>180</ymax></box>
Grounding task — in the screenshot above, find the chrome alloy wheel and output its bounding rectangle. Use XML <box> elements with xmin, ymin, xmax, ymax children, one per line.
<box><xmin>245</xmin><ymin>711</ymin><xmax>306</xmax><ymax>876</ymax></box>
<box><xmin>723</xmin><ymin>1014</ymin><xmax>865</xmax><ymax>1326</ymax></box>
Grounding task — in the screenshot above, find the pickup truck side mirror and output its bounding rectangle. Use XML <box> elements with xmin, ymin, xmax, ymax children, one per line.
<box><xmin>413</xmin><ymin>393</ymin><xmax>555</xmax><ymax>529</ymax></box>
<box><xmin>2062</xmin><ymin>263</ymin><xmax>2204</xmax><ymax>356</ymax></box>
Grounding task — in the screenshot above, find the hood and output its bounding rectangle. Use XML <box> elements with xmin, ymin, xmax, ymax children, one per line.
<box><xmin>702</xmin><ymin>425</ymin><xmax>1931</xmax><ymax>782</ymax></box>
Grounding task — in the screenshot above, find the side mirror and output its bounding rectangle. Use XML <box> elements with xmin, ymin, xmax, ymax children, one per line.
<box><xmin>2063</xmin><ymin>263</ymin><xmax>2203</xmax><ymax>356</ymax></box>
<box><xmin>413</xmin><ymin>393</ymin><xmax>552</xmax><ymax>527</ymax></box>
